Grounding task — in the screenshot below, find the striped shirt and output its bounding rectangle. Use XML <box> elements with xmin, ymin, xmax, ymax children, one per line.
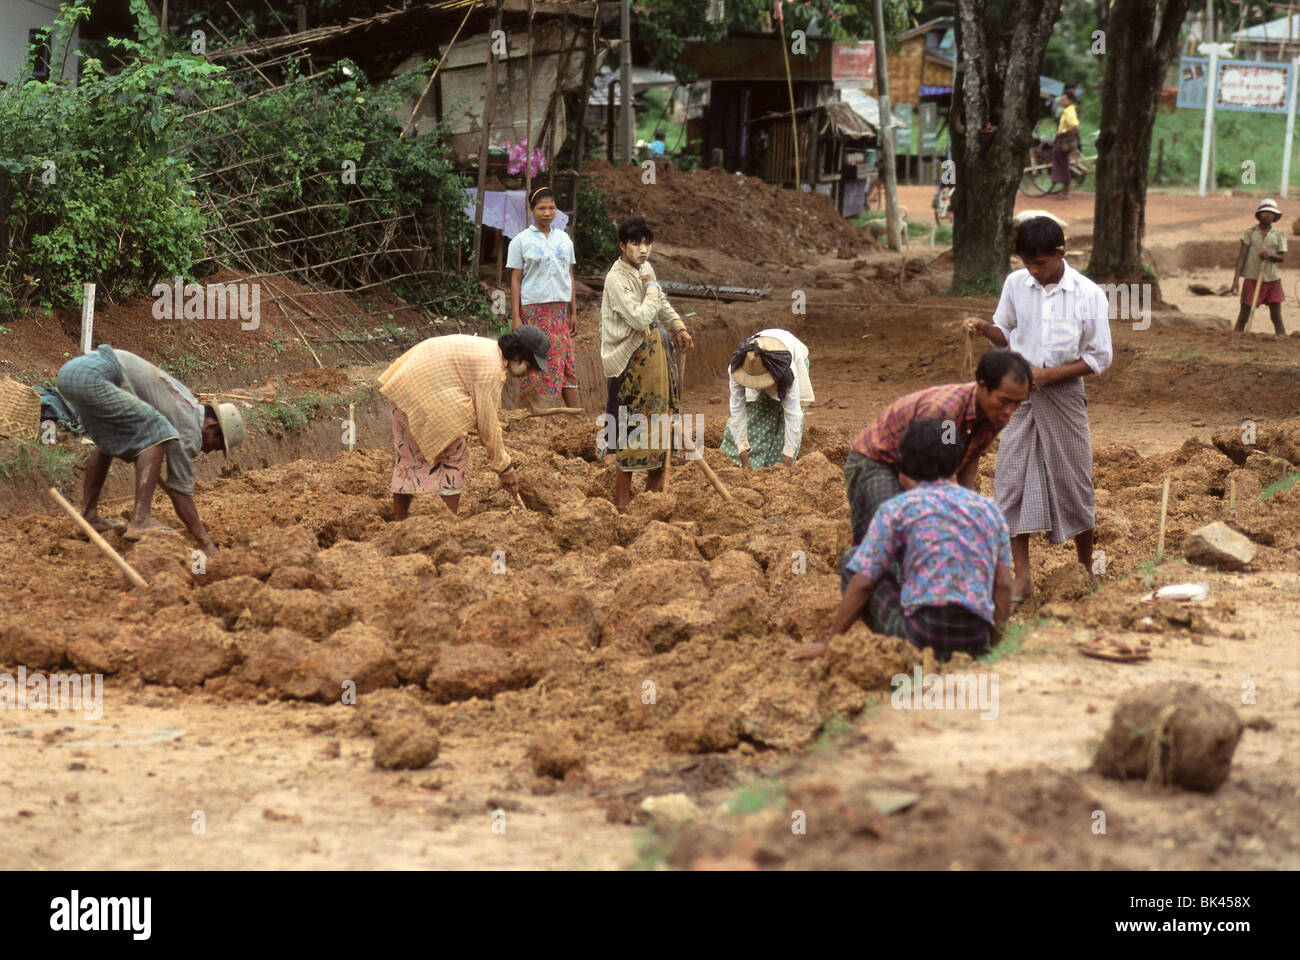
<box><xmin>599</xmin><ymin>257</ymin><xmax>685</xmax><ymax>378</ymax></box>
<box><xmin>851</xmin><ymin>382</ymin><xmax>998</xmax><ymax>469</ymax></box>
<box><xmin>377</xmin><ymin>335</ymin><xmax>510</xmax><ymax>473</ymax></box>
<box><xmin>114</xmin><ymin>350</ymin><xmax>204</xmax><ymax>496</ymax></box>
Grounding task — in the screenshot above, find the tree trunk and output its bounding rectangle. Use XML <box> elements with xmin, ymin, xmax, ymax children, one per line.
<box><xmin>1088</xmin><ymin>0</ymin><xmax>1196</xmax><ymax>285</ymax></box>
<box><xmin>951</xmin><ymin>0</ymin><xmax>1063</xmax><ymax>290</ymax></box>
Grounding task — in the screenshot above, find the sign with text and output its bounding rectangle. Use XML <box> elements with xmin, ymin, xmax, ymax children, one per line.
<box><xmin>1177</xmin><ymin>57</ymin><xmax>1292</xmax><ymax>113</ymax></box>
<box><xmin>832</xmin><ymin>41</ymin><xmax>875</xmax><ymax>84</ymax></box>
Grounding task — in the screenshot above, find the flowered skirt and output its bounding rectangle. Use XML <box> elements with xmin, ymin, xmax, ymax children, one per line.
<box><xmin>518</xmin><ymin>301</ymin><xmax>578</xmax><ymax>395</ymax></box>
<box><xmin>390</xmin><ymin>405</ymin><xmax>468</xmax><ymax>496</ymax></box>
<box><xmin>610</xmin><ymin>321</ymin><xmax>679</xmax><ymax>472</ymax></box>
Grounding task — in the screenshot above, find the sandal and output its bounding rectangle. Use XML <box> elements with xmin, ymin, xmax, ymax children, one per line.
<box><xmin>1076</xmin><ymin>635</ymin><xmax>1151</xmax><ymax>663</ymax></box>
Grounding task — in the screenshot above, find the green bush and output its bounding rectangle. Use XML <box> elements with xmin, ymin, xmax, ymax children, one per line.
<box><xmin>574</xmin><ymin>179</ymin><xmax>619</xmax><ymax>268</ymax></box>
<box><xmin>0</xmin><ymin>0</ymin><xmax>222</xmax><ymax>317</ymax></box>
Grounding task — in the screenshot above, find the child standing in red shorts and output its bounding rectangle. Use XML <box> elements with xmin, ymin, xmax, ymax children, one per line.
<box><xmin>1231</xmin><ymin>198</ymin><xmax>1287</xmax><ymax>335</ymax></box>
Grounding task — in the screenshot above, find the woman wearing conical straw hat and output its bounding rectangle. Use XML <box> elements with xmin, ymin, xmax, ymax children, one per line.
<box><xmin>1230</xmin><ymin>198</ymin><xmax>1288</xmax><ymax>336</ymax></box>
<box><xmin>720</xmin><ymin>330</ymin><xmax>814</xmax><ymax>470</ymax></box>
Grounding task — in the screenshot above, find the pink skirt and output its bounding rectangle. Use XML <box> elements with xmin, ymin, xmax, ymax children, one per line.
<box><xmin>390</xmin><ymin>406</ymin><xmax>467</xmax><ymax>496</ymax></box>
<box><xmin>518</xmin><ymin>301</ymin><xmax>578</xmax><ymax>395</ymax></box>
<box><xmin>1241</xmin><ymin>279</ymin><xmax>1284</xmax><ymax>306</ymax></box>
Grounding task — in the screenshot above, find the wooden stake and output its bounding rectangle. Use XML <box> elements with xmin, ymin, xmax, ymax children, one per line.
<box><xmin>1246</xmin><ymin>269</ymin><xmax>1266</xmax><ymax>333</ymax></box>
<box><xmin>693</xmin><ymin>455</ymin><xmax>733</xmax><ymax>502</ymax></box>
<box><xmin>80</xmin><ymin>283</ymin><xmax>96</xmax><ymax>354</ymax></box>
<box><xmin>347</xmin><ymin>402</ymin><xmax>355</xmax><ymax>451</ymax></box>
<box><xmin>47</xmin><ymin>487</ymin><xmax>149</xmax><ymax>589</ymax></box>
<box><xmin>1155</xmin><ymin>474</ymin><xmax>1171</xmax><ymax>560</ymax></box>
<box><xmin>471</xmin><ymin>0</ymin><xmax>506</xmax><ymax>276</ymax></box>
<box><xmin>1229</xmin><ymin>477</ymin><xmax>1237</xmax><ymax>511</ymax></box>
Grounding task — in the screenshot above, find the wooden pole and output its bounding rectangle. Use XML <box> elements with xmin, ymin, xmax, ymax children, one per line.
<box><xmin>79</xmin><ymin>280</ymin><xmax>94</xmax><ymax>356</ymax></box>
<box><xmin>525</xmin><ymin>0</ymin><xmax>535</xmax><ymax>205</ymax></box>
<box><xmin>472</xmin><ymin>0</ymin><xmax>506</xmax><ymax>277</ymax></box>
<box><xmin>872</xmin><ymin>0</ymin><xmax>902</xmax><ymax>251</ymax></box>
<box><xmin>47</xmin><ymin>487</ymin><xmax>149</xmax><ymax>589</ymax></box>
<box><xmin>400</xmin><ymin>3</ymin><xmax>474</xmax><ymax>140</ymax></box>
<box><xmin>778</xmin><ymin>8</ymin><xmax>800</xmax><ymax>189</ymax></box>
<box><xmin>1155</xmin><ymin>474</ymin><xmax>1171</xmax><ymax>560</ymax></box>
<box><xmin>1246</xmin><ymin>263</ymin><xmax>1266</xmax><ymax>333</ymax></box>
<box><xmin>620</xmin><ymin>0</ymin><xmax>634</xmax><ymax>163</ymax></box>
<box><xmin>570</xmin><ymin>10</ymin><xmax>599</xmax><ymax>230</ymax></box>
<box><xmin>694</xmin><ymin>455</ymin><xmax>733</xmax><ymax>502</ymax></box>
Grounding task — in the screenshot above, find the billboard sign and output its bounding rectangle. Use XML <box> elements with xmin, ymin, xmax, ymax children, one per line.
<box><xmin>832</xmin><ymin>41</ymin><xmax>875</xmax><ymax>84</ymax></box>
<box><xmin>1177</xmin><ymin>57</ymin><xmax>1292</xmax><ymax>113</ymax></box>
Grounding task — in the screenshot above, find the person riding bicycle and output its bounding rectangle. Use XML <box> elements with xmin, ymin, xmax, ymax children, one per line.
<box><xmin>1052</xmin><ymin>91</ymin><xmax>1080</xmax><ymax>199</ymax></box>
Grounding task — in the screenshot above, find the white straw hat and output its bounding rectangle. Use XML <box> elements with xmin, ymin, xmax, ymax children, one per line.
<box><xmin>1256</xmin><ymin>198</ymin><xmax>1282</xmax><ymax>219</ymax></box>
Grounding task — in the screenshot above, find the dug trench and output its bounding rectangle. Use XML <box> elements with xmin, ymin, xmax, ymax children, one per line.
<box><xmin>3</xmin><ymin>255</ymin><xmax>1300</xmax><ymax>867</ymax></box>
<box><xmin>1</xmin><ymin>399</ymin><xmax>1298</xmax><ymax>867</ymax></box>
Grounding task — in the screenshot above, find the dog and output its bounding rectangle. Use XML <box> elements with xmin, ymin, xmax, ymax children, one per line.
<box><xmin>865</xmin><ymin>205</ymin><xmax>910</xmax><ymax>247</ymax></box>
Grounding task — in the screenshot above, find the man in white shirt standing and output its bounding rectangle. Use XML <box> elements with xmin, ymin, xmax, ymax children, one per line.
<box><xmin>720</xmin><ymin>329</ymin><xmax>814</xmax><ymax>469</ymax></box>
<box><xmin>964</xmin><ymin>216</ymin><xmax>1112</xmax><ymax>602</ymax></box>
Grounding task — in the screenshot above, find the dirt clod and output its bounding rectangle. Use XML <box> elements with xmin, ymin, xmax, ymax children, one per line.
<box><xmin>1092</xmin><ymin>682</ymin><xmax>1244</xmax><ymax>792</ymax></box>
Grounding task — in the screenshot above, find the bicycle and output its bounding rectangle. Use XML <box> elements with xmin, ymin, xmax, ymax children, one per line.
<box><xmin>1019</xmin><ymin>130</ymin><xmax>1097</xmax><ymax>197</ymax></box>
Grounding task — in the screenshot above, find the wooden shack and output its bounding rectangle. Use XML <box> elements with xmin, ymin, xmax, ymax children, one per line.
<box><xmin>863</xmin><ymin>17</ymin><xmax>955</xmax><ymax>108</ymax></box>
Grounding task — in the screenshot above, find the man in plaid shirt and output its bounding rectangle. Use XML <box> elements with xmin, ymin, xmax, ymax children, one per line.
<box><xmin>844</xmin><ymin>350</ymin><xmax>1031</xmax><ymax>547</ymax></box>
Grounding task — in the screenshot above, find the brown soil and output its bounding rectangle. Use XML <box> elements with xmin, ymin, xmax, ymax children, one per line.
<box><xmin>2</xmin><ymin>187</ymin><xmax>1299</xmax><ymax>870</ymax></box>
<box><xmin>586</xmin><ymin>159</ymin><xmax>872</xmax><ymax>270</ymax></box>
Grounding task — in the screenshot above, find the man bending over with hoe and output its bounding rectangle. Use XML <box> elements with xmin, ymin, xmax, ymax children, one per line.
<box><xmin>56</xmin><ymin>344</ymin><xmax>245</xmax><ymax>554</ymax></box>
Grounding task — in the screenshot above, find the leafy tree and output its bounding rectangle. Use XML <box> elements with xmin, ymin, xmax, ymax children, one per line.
<box><xmin>0</xmin><ymin>0</ymin><xmax>222</xmax><ymax>316</ymax></box>
<box><xmin>1087</xmin><ymin>0</ymin><xmax>1197</xmax><ymax>284</ymax></box>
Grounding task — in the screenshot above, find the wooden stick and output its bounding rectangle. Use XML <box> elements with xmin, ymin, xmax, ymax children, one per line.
<box><xmin>1246</xmin><ymin>270</ymin><xmax>1266</xmax><ymax>333</ymax></box>
<box><xmin>285</xmin><ymin>314</ymin><xmax>323</xmax><ymax>368</ymax></box>
<box><xmin>47</xmin><ymin>487</ymin><xmax>149</xmax><ymax>589</ymax></box>
<box><xmin>80</xmin><ymin>282</ymin><xmax>96</xmax><ymax>354</ymax></box>
<box><xmin>399</xmin><ymin>2</ymin><xmax>473</xmax><ymax>139</ymax></box>
<box><xmin>1229</xmin><ymin>477</ymin><xmax>1237</xmax><ymax>511</ymax></box>
<box><xmin>528</xmin><ymin>406</ymin><xmax>585</xmax><ymax>417</ymax></box>
<box><xmin>693</xmin><ymin>455</ymin><xmax>733</xmax><ymax>502</ymax></box>
<box><xmin>347</xmin><ymin>402</ymin><xmax>355</xmax><ymax>452</ymax></box>
<box><xmin>512</xmin><ymin>491</ymin><xmax>528</xmax><ymax>510</ymax></box>
<box><xmin>1155</xmin><ymin>474</ymin><xmax>1171</xmax><ymax>560</ymax></box>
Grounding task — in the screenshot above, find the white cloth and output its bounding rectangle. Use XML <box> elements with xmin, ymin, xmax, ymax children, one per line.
<box><xmin>506</xmin><ymin>224</ymin><xmax>575</xmax><ymax>305</ymax></box>
<box><xmin>992</xmin><ymin>262</ymin><xmax>1113</xmax><ymax>375</ymax></box>
<box><xmin>727</xmin><ymin>328</ymin><xmax>814</xmax><ymax>458</ymax></box>
<box><xmin>462</xmin><ymin>189</ymin><xmax>570</xmax><ymax>240</ymax></box>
